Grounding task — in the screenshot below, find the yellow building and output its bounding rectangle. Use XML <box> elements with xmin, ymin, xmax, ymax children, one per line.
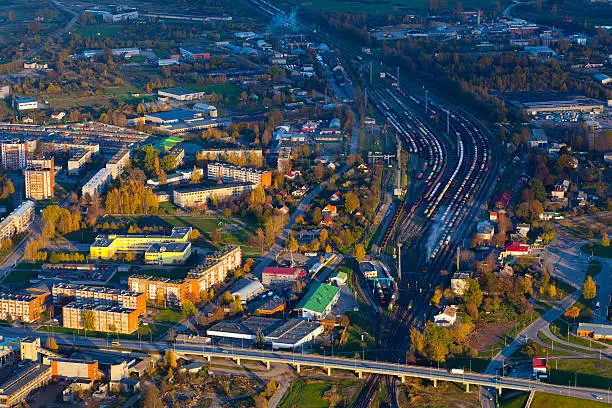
<box><xmin>144</xmin><ymin>242</ymin><xmax>191</xmax><ymax>265</ymax></box>
<box><xmin>89</xmin><ymin>227</ymin><xmax>191</xmax><ymax>260</ymax></box>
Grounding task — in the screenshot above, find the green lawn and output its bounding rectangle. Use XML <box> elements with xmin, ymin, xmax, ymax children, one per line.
<box><xmin>103</xmin><ymin>86</ymin><xmax>142</xmax><ymax>96</ymax></box>
<box><xmin>531</xmin><ymin>392</ymin><xmax>610</xmax><ymax>408</ymax></box>
<box><xmin>551</xmin><ymin>318</ymin><xmax>606</xmax><ymax>349</ymax></box>
<box><xmin>547</xmin><ymin>359</ymin><xmax>612</xmax><ymax>390</ymax></box>
<box><xmin>582</xmin><ymin>243</ymin><xmax>612</xmax><ymax>259</ymax></box>
<box><xmin>278</xmin><ymin>379</ymin><xmax>330</xmax><ymax>408</ymax></box>
<box><xmin>499</xmin><ymin>392</ymin><xmax>529</xmax><ymax>408</ymax></box>
<box><xmin>1</xmin><ymin>268</ymin><xmax>39</xmax><ymax>283</ymax></box>
<box><xmin>153</xmin><ymin>308</ymin><xmax>183</xmax><ymax>324</ymax></box>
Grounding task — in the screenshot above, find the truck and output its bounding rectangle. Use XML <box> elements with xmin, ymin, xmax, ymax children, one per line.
<box><xmin>450</xmin><ymin>368</ymin><xmax>464</xmax><ymax>375</ymax></box>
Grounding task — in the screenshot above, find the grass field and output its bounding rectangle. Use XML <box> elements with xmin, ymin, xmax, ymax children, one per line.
<box><xmin>531</xmin><ymin>392</ymin><xmax>610</xmax><ymax>408</ymax></box>
<box><xmin>278</xmin><ymin>379</ymin><xmax>330</xmax><ymax>408</ymax></box>
<box><xmin>547</xmin><ymin>359</ymin><xmax>612</xmax><ymax>390</ymax></box>
<box><xmin>153</xmin><ymin>308</ymin><xmax>183</xmax><ymax>324</ymax></box>
<box><xmin>2</xmin><ymin>268</ymin><xmax>38</xmax><ymax>283</ymax></box>
<box><xmin>581</xmin><ymin>243</ymin><xmax>612</xmax><ymax>259</ymax></box>
<box><xmin>499</xmin><ymin>392</ymin><xmax>529</xmax><ymax>408</ymax></box>
<box><xmin>73</xmin><ymin>25</ymin><xmax>125</xmax><ymax>38</ymax></box>
<box><xmin>182</xmin><ymin>83</ymin><xmax>243</xmax><ymax>98</ymax></box>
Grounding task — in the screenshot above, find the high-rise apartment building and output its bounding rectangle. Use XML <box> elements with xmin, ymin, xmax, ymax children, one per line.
<box><xmin>25</xmin><ymin>156</ymin><xmax>55</xmax><ymax>200</ymax></box>
<box><xmin>1</xmin><ymin>140</ymin><xmax>27</xmax><ymax>170</ymax></box>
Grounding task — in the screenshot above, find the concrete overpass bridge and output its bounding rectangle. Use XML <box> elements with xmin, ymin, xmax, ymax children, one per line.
<box><xmin>174</xmin><ymin>344</ymin><xmax>607</xmax><ymax>401</ymax></box>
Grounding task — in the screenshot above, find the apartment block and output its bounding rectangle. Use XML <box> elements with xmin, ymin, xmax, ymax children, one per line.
<box><xmin>172</xmin><ymin>182</ymin><xmax>253</xmax><ymax>208</ymax></box>
<box><xmin>0</xmin><ymin>362</ymin><xmax>52</xmax><ymax>408</ymax></box>
<box><xmin>62</xmin><ymin>302</ymin><xmax>139</xmax><ymax>334</ymax></box>
<box><xmin>81</xmin><ymin>148</ymin><xmax>130</xmax><ymax>198</ymax></box>
<box><xmin>25</xmin><ymin>156</ymin><xmax>55</xmax><ymax>200</ymax></box>
<box><xmin>0</xmin><ymin>200</ymin><xmax>35</xmax><ymax>241</ymax></box>
<box><xmin>186</xmin><ymin>245</ymin><xmax>241</xmax><ymax>295</ymax></box>
<box><xmin>51</xmin><ymin>283</ymin><xmax>146</xmax><ymax>315</ymax></box>
<box><xmin>0</xmin><ymin>292</ymin><xmax>45</xmax><ymax>323</ymax></box>
<box><xmin>89</xmin><ymin>226</ymin><xmax>191</xmax><ymax>260</ymax></box>
<box><xmin>0</xmin><ymin>140</ymin><xmax>27</xmax><ymax>170</ymax></box>
<box><xmin>67</xmin><ymin>148</ymin><xmax>93</xmax><ymax>175</ymax></box>
<box><xmin>128</xmin><ymin>275</ymin><xmax>189</xmax><ymax>307</ymax></box>
<box><xmin>207</xmin><ymin>162</ymin><xmax>272</xmax><ymax>186</ymax></box>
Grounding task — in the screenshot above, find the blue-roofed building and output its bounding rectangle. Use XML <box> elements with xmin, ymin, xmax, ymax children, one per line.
<box><xmin>144</xmin><ymin>109</ymin><xmax>202</xmax><ymax>124</ymax></box>
<box><xmin>594</xmin><ymin>73</ymin><xmax>611</xmax><ymax>85</ymax></box>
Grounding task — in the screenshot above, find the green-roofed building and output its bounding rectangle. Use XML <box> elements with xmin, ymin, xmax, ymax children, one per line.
<box><xmin>154</xmin><ymin>136</ymin><xmax>183</xmax><ymax>151</ymax></box>
<box><xmin>295</xmin><ymin>283</ymin><xmax>340</xmax><ymax>320</ymax></box>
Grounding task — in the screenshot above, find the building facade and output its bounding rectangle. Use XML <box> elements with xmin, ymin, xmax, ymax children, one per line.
<box><xmin>0</xmin><ymin>362</ymin><xmax>52</xmax><ymax>408</ymax></box>
<box><xmin>1</xmin><ymin>140</ymin><xmax>27</xmax><ymax>170</ymax></box>
<box><xmin>207</xmin><ymin>162</ymin><xmax>272</xmax><ymax>187</ymax></box>
<box><xmin>172</xmin><ymin>182</ymin><xmax>253</xmax><ymax>208</ymax></box>
<box><xmin>127</xmin><ymin>275</ymin><xmax>189</xmax><ymax>307</ymax></box>
<box><xmin>62</xmin><ymin>303</ymin><xmax>139</xmax><ymax>334</ymax></box>
<box><xmin>144</xmin><ymin>242</ymin><xmax>192</xmax><ymax>265</ymax></box>
<box><xmin>51</xmin><ymin>284</ymin><xmax>146</xmax><ymax>315</ymax></box>
<box><xmin>0</xmin><ymin>293</ymin><xmax>44</xmax><ymax>323</ymax></box>
<box><xmin>0</xmin><ymin>200</ymin><xmax>35</xmax><ymax>241</ymax></box>
<box><xmin>25</xmin><ymin>156</ymin><xmax>55</xmax><ymax>200</ymax></box>
<box><xmin>186</xmin><ymin>245</ymin><xmax>242</xmax><ymax>295</ymax></box>
<box><xmin>89</xmin><ymin>226</ymin><xmax>191</xmax><ymax>260</ymax></box>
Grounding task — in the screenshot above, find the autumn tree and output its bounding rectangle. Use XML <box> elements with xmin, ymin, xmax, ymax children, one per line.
<box><xmin>602</xmin><ymin>232</ymin><xmax>610</xmax><ymax>247</ymax></box>
<box><xmin>181</xmin><ymin>300</ymin><xmax>196</xmax><ymax>317</ymax></box>
<box><xmin>82</xmin><ymin>310</ymin><xmax>95</xmax><ymax>335</ymax></box>
<box><xmin>45</xmin><ymin>337</ymin><xmax>58</xmax><ymax>351</ymax></box>
<box><xmin>164</xmin><ymin>349</ymin><xmax>178</xmax><ymax>369</ymax></box>
<box><xmin>583</xmin><ymin>276</ymin><xmax>597</xmax><ymax>300</ymax></box>
<box><xmin>355</xmin><ymin>243</ymin><xmax>366</xmax><ymax>263</ymax></box>
<box><xmin>344</xmin><ymin>192</ymin><xmax>360</xmax><ymax>214</ymax></box>
<box><xmin>564</xmin><ymin>306</ymin><xmax>581</xmax><ymax>321</ymax></box>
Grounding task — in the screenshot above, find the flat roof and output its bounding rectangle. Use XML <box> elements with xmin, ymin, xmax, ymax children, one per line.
<box><xmin>173</xmin><ymin>182</ymin><xmax>253</xmax><ymax>194</ymax></box>
<box><xmin>145</xmin><ymin>242</ymin><xmax>191</xmax><ymax>254</ymax></box>
<box><xmin>146</xmin><ymin>109</ymin><xmax>200</xmax><ymax>121</ymax></box>
<box><xmin>0</xmin><ymin>362</ymin><xmax>50</xmax><ymax>397</ymax></box>
<box><xmin>159</xmin><ymin>87</ymin><xmax>204</xmax><ymax>96</ymax></box>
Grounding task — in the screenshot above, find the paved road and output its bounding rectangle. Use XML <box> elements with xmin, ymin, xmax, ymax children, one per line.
<box><xmin>593</xmin><ymin>259</ymin><xmax>612</xmax><ymax>324</ymax></box>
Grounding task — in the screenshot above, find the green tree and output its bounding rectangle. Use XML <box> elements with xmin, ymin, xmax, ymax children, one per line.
<box><xmin>583</xmin><ymin>276</ymin><xmax>597</xmax><ymax>300</ymax></box>
<box><xmin>423</xmin><ymin>322</ymin><xmax>451</xmax><ymax>363</ymax></box>
<box><xmin>463</xmin><ymin>278</ymin><xmax>483</xmax><ymax>307</ymax></box>
<box><xmin>181</xmin><ymin>300</ymin><xmax>196</xmax><ymax>317</ymax></box>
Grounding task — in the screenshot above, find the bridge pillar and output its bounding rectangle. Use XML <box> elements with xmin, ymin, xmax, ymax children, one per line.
<box><xmin>433</xmin><ymin>379</ymin><xmax>437</xmax><ymax>388</ymax></box>
<box><xmin>205</xmin><ymin>355</ymin><xmax>211</xmax><ymax>362</ymax></box>
<box><xmin>357</xmin><ymin>370</ymin><xmax>363</xmax><ymax>379</ymax></box>
<box><xmin>465</xmin><ymin>383</ymin><xmax>470</xmax><ymax>393</ymax></box>
<box><xmin>327</xmin><ymin>367</ymin><xmax>332</xmax><ymax>376</ymax></box>
<box><xmin>400</xmin><ymin>376</ymin><xmax>406</xmax><ymax>384</ymax></box>
<box><xmin>497</xmin><ymin>387</ymin><xmax>502</xmax><ymax>396</ymax></box>
<box><xmin>295</xmin><ymin>364</ymin><xmax>301</xmax><ymax>373</ymax></box>
<box><xmin>266</xmin><ymin>361</ymin><xmax>270</xmax><ymax>370</ymax></box>
<box><xmin>235</xmin><ymin>358</ymin><xmax>241</xmax><ymax>366</ymax></box>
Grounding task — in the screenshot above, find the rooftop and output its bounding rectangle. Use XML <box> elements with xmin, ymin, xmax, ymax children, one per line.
<box><xmin>145</xmin><ymin>242</ymin><xmax>191</xmax><ymax>254</ymax></box>
<box><xmin>295</xmin><ymin>283</ymin><xmax>340</xmax><ymax>314</ymax></box>
<box><xmin>159</xmin><ymin>87</ymin><xmax>204</xmax><ymax>96</ymax></box>
<box><xmin>146</xmin><ymin>109</ymin><xmax>200</xmax><ymax>122</ymax></box>
<box><xmin>0</xmin><ymin>362</ymin><xmax>50</xmax><ymax>397</ymax></box>
<box><xmin>174</xmin><ymin>182</ymin><xmax>254</xmax><ymax>195</ymax></box>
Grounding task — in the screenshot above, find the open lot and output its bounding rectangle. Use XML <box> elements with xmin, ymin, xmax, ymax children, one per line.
<box><xmin>531</xmin><ymin>392</ymin><xmax>611</xmax><ymax>408</ymax></box>
<box><xmin>547</xmin><ymin>359</ymin><xmax>612</xmax><ymax>390</ymax></box>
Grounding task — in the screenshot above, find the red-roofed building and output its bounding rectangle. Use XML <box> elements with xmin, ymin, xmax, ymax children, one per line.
<box><xmin>262</xmin><ymin>267</ymin><xmax>306</xmax><ymax>285</ymax></box>
<box><xmin>503</xmin><ymin>242</ymin><xmax>530</xmax><ymax>258</ymax></box>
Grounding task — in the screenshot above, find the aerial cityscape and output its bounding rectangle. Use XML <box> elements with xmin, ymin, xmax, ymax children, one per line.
<box><xmin>0</xmin><ymin>0</ymin><xmax>610</xmax><ymax>407</ymax></box>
